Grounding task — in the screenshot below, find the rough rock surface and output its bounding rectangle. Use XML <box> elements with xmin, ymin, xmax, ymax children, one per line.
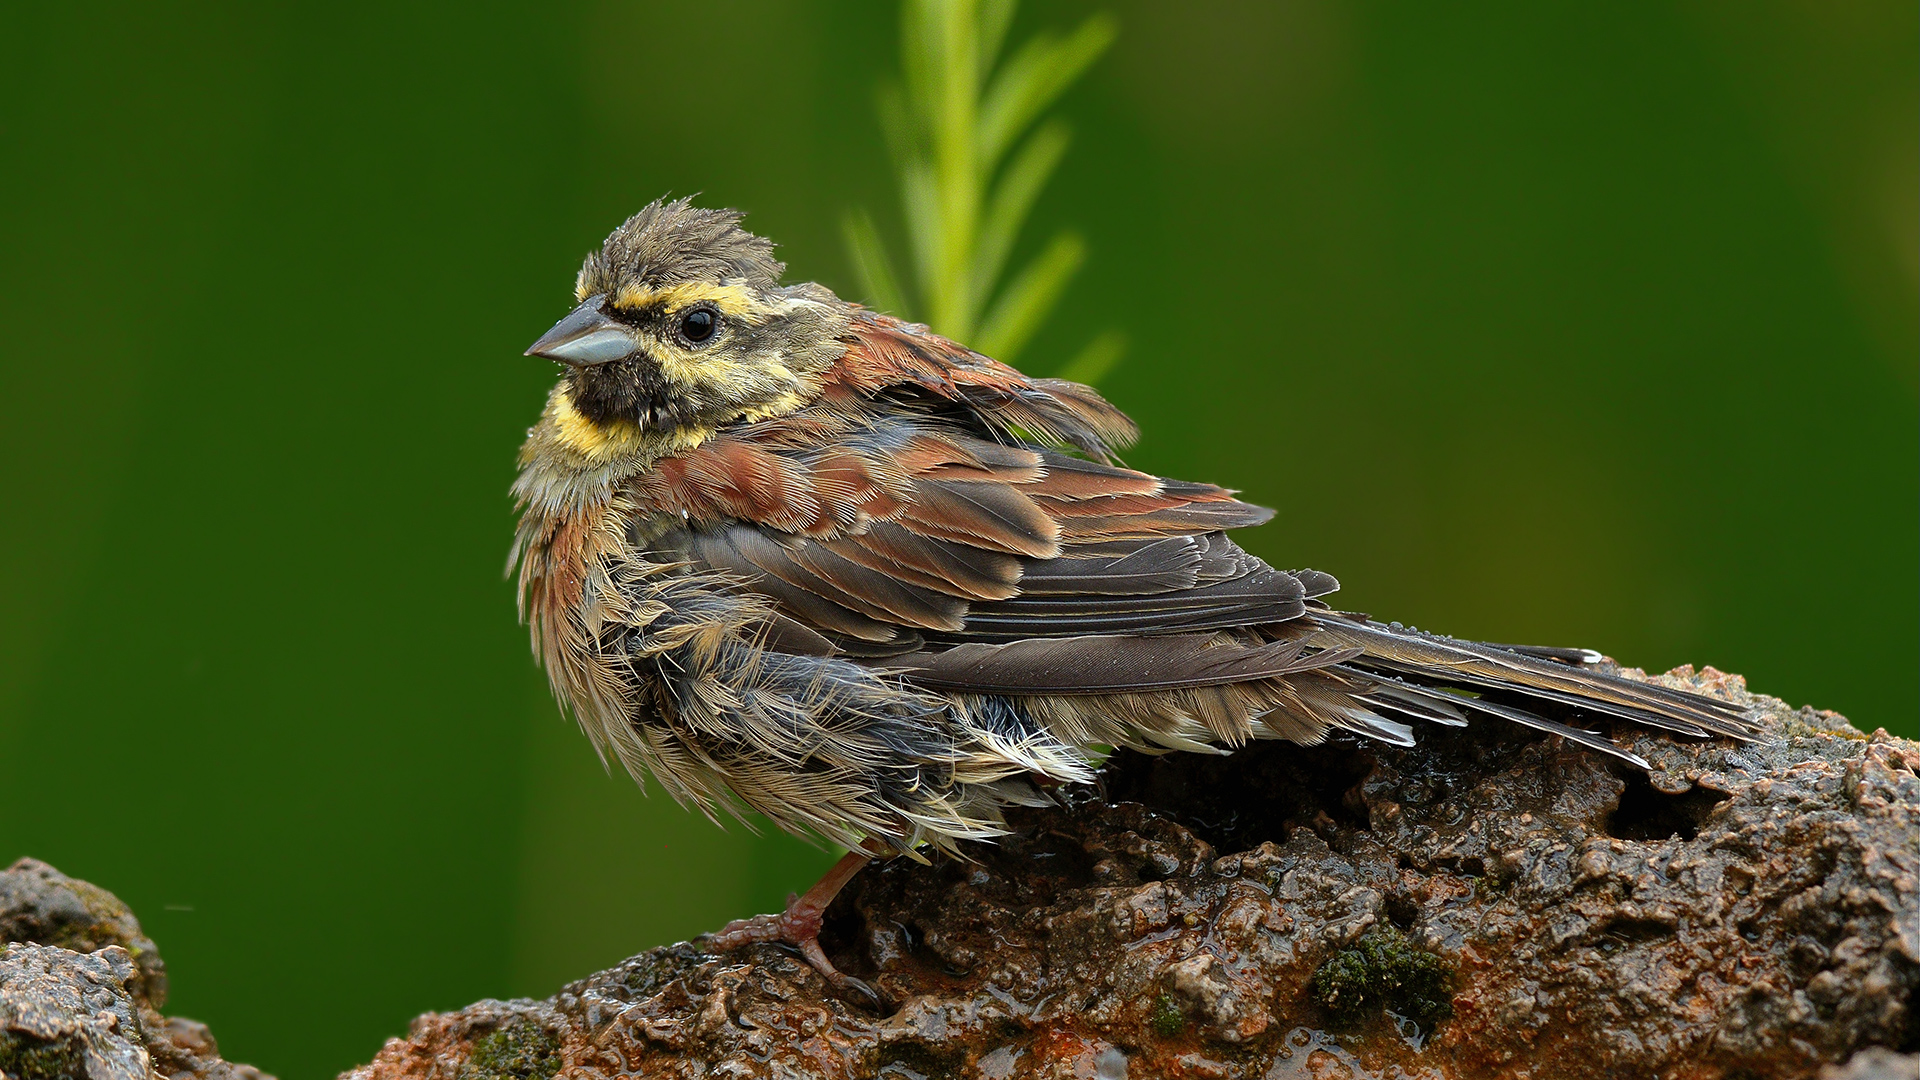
<box><xmin>346</xmin><ymin>666</ymin><xmax>1917</xmax><ymax>1079</ymax></box>
<box><xmin>0</xmin><ymin>859</ymin><xmax>271</xmax><ymax>1080</ymax></box>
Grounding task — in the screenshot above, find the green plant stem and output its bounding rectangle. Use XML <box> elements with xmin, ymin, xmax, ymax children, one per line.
<box><xmin>853</xmin><ymin>1</ymin><xmax>1119</xmax><ymax>383</ymax></box>
<box><xmin>931</xmin><ymin>0</ymin><xmax>981</xmax><ymax>337</ymax></box>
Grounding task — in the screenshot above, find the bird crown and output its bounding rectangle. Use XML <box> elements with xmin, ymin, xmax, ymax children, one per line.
<box><xmin>575</xmin><ymin>197</ymin><xmax>786</xmax><ymax>303</ymax></box>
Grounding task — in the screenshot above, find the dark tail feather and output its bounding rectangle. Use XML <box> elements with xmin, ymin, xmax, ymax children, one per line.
<box><xmin>1303</xmin><ymin>614</ymin><xmax>1759</xmax><ymax>764</ymax></box>
<box><xmin>1478</xmin><ymin>642</ymin><xmax>1605</xmax><ymax>665</ymax></box>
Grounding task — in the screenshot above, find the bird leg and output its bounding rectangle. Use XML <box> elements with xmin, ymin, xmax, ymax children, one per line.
<box><xmin>709</xmin><ymin>849</ymin><xmax>872</xmax><ymax>993</ymax></box>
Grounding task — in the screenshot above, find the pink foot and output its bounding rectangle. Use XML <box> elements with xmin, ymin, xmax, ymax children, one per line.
<box><xmin>707</xmin><ymin>850</ymin><xmax>876</xmax><ymax>1001</ymax></box>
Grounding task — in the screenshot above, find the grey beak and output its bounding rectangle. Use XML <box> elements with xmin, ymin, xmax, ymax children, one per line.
<box><xmin>524</xmin><ymin>295</ymin><xmax>639</xmax><ymax>367</ymax></box>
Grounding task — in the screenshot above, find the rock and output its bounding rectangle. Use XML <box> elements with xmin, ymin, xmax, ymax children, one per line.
<box><xmin>0</xmin><ymin>860</ymin><xmax>165</xmax><ymax>1011</ymax></box>
<box><xmin>1</xmin><ymin>944</ymin><xmax>150</xmax><ymax>1080</ymax></box>
<box><xmin>345</xmin><ymin>665</ymin><xmax>1917</xmax><ymax>1079</ymax></box>
<box><xmin>0</xmin><ymin>859</ymin><xmax>271</xmax><ymax>1080</ymax></box>
<box><xmin>1821</xmin><ymin>1046</ymin><xmax>1920</xmax><ymax>1080</ymax></box>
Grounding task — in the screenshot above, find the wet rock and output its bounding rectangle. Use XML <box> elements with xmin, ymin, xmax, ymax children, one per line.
<box><xmin>1311</xmin><ymin>926</ymin><xmax>1452</xmax><ymax>1030</ymax></box>
<box><xmin>1820</xmin><ymin>1046</ymin><xmax>1919</xmax><ymax>1079</ymax></box>
<box><xmin>0</xmin><ymin>860</ymin><xmax>165</xmax><ymax>1010</ymax></box>
<box><xmin>0</xmin><ymin>859</ymin><xmax>271</xmax><ymax>1080</ymax></box>
<box><xmin>1</xmin><ymin>944</ymin><xmax>149</xmax><ymax>1080</ymax></box>
<box><xmin>347</xmin><ymin>665</ymin><xmax>1915</xmax><ymax>1078</ymax></box>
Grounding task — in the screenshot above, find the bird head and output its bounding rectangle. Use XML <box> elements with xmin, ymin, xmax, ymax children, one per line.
<box><xmin>525</xmin><ymin>198</ymin><xmax>850</xmax><ymax>439</ymax></box>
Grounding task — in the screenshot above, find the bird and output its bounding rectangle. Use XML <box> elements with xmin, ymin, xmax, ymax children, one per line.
<box><xmin>511</xmin><ymin>197</ymin><xmax>1756</xmax><ymax>993</ymax></box>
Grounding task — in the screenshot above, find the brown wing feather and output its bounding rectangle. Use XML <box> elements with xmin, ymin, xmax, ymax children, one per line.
<box><xmin>882</xmin><ymin>634</ymin><xmax>1347</xmax><ymax>694</ymax></box>
<box><xmin>780</xmin><ymin>537</ymin><xmax>968</xmax><ymax>631</ymax></box>
<box><xmin>1016</xmin><ymin>537</ymin><xmax>1204</xmax><ymax>596</ymax></box>
<box><xmin>1019</xmin><ymin>453</ymin><xmax>1163</xmax><ymax>499</ymax></box>
<box><xmin>665</xmin><ymin>527</ymin><xmax>911</xmax><ymax>644</ymax></box>
<box><xmin>838</xmin><ymin>313</ymin><xmax>1139</xmax><ymax>459</ymax></box>
<box><xmin>897</xmin><ymin>479</ymin><xmax>1062</xmax><ymax>558</ymax></box>
<box><xmin>822</xmin><ymin>523</ymin><xmax>1022</xmax><ymax>601</ymax></box>
<box><xmin>950</xmin><ymin>564</ymin><xmax>1310</xmax><ymax>643</ymax></box>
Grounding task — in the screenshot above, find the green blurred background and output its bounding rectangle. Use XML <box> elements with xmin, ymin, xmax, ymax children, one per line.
<box><xmin>2</xmin><ymin>2</ymin><xmax>1913</xmax><ymax>1076</ymax></box>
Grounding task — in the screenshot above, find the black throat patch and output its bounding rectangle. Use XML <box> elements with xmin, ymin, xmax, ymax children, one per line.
<box><xmin>567</xmin><ymin>357</ymin><xmax>706</xmax><ymax>433</ymax></box>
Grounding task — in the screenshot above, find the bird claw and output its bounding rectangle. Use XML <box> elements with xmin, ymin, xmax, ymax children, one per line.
<box><xmin>798</xmin><ymin>937</ymin><xmax>881</xmax><ymax>1008</ymax></box>
<box><xmin>837</xmin><ymin>973</ymin><xmax>883</xmax><ymax>1009</ymax></box>
<box><xmin>709</xmin><ymin>905</ymin><xmax>878</xmax><ymax>1006</ymax></box>
<box><xmin>706</xmin><ymin>850</ymin><xmax>878</xmax><ymax>1005</ymax></box>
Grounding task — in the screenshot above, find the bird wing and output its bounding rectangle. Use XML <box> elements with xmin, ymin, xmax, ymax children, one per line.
<box><xmin>639</xmin><ymin>437</ymin><xmax>1298</xmax><ymax>650</ymax></box>
<box><xmin>630</xmin><ymin>311</ymin><xmax>1323</xmax><ymax>691</ymax></box>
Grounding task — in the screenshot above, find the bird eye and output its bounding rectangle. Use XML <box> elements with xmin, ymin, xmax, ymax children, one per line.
<box><xmin>679</xmin><ymin>307</ymin><xmax>718</xmax><ymax>344</ymax></box>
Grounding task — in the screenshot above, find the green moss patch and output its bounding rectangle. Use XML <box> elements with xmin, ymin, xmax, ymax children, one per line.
<box><xmin>0</xmin><ymin>1033</ymin><xmax>85</xmax><ymax>1080</ymax></box>
<box><xmin>457</xmin><ymin>1025</ymin><xmax>560</xmax><ymax>1080</ymax></box>
<box><xmin>1149</xmin><ymin>993</ymin><xmax>1186</xmax><ymax>1038</ymax></box>
<box><xmin>1311</xmin><ymin>927</ymin><xmax>1452</xmax><ymax>1030</ymax></box>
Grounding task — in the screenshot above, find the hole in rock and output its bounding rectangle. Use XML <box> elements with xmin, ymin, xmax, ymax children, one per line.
<box><xmin>1606</xmin><ymin>772</ymin><xmax>1730</xmax><ymax>842</ymax></box>
<box><xmin>1102</xmin><ymin>739</ymin><xmax>1376</xmax><ymax>852</ymax></box>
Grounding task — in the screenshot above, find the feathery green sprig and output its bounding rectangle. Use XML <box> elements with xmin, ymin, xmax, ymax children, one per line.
<box><xmin>844</xmin><ymin>0</ymin><xmax>1120</xmax><ymax>382</ymax></box>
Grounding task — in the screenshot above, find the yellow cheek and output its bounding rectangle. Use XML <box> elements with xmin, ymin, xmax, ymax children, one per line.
<box><xmin>550</xmin><ymin>393</ymin><xmax>645</xmax><ymax>461</ymax></box>
<box><xmin>650</xmin><ymin>347</ymin><xmax>804</xmax><ymax>410</ymax></box>
<box><xmin>543</xmin><ymin>388</ymin><xmax>715</xmax><ymax>463</ymax></box>
<box><xmin>647</xmin><ymin>344</ymin><xmax>703</xmax><ymax>385</ymax></box>
<box><xmin>650</xmin><ymin>346</ymin><xmax>759</xmax><ymax>388</ymax></box>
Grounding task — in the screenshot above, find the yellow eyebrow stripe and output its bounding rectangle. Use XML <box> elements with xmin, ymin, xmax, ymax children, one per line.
<box><xmin>609</xmin><ymin>281</ymin><xmax>755</xmax><ymax>317</ymax></box>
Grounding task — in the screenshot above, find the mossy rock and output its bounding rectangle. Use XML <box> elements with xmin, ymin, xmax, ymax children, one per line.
<box><xmin>1311</xmin><ymin>926</ymin><xmax>1452</xmax><ymax>1030</ymax></box>
<box><xmin>0</xmin><ymin>1032</ymin><xmax>86</xmax><ymax>1080</ymax></box>
<box><xmin>1149</xmin><ymin>993</ymin><xmax>1186</xmax><ymax>1038</ymax></box>
<box><xmin>456</xmin><ymin>1024</ymin><xmax>560</xmax><ymax>1080</ymax></box>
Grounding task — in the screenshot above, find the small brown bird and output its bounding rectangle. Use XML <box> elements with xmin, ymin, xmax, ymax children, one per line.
<box><xmin>513</xmin><ymin>198</ymin><xmax>1755</xmax><ymax>990</ymax></box>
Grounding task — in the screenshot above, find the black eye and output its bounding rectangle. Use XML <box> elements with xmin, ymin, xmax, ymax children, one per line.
<box><xmin>679</xmin><ymin>307</ymin><xmax>717</xmax><ymax>344</ymax></box>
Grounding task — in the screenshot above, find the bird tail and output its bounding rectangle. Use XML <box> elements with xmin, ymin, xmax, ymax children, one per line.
<box><xmin>1297</xmin><ymin>613</ymin><xmax>1760</xmax><ymax>768</ymax></box>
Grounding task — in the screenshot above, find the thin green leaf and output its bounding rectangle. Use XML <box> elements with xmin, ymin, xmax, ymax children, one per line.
<box><xmin>1055</xmin><ymin>329</ymin><xmax>1126</xmax><ymax>386</ymax></box>
<box><xmin>973</xmin><ymin>231</ymin><xmax>1085</xmax><ymax>362</ymax></box>
<box><xmin>976</xmin><ymin>13</ymin><xmax>1115</xmax><ymax>171</ymax></box>
<box><xmin>972</xmin><ymin>120</ymin><xmax>1070</xmax><ymax>311</ymax></box>
<box><xmin>928</xmin><ymin>0</ymin><xmax>981</xmax><ymax>335</ymax></box>
<box><xmin>978</xmin><ymin>0</ymin><xmax>1018</xmax><ymax>82</ymax></box>
<box><xmin>974</xmin><ymin>29</ymin><xmax>1055</xmax><ymax>169</ymax></box>
<box><xmin>900</xmin><ymin>158</ymin><xmax>943</xmax><ymax>305</ymax></box>
<box><xmin>842</xmin><ymin>209</ymin><xmax>912</xmax><ymax>318</ymax></box>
